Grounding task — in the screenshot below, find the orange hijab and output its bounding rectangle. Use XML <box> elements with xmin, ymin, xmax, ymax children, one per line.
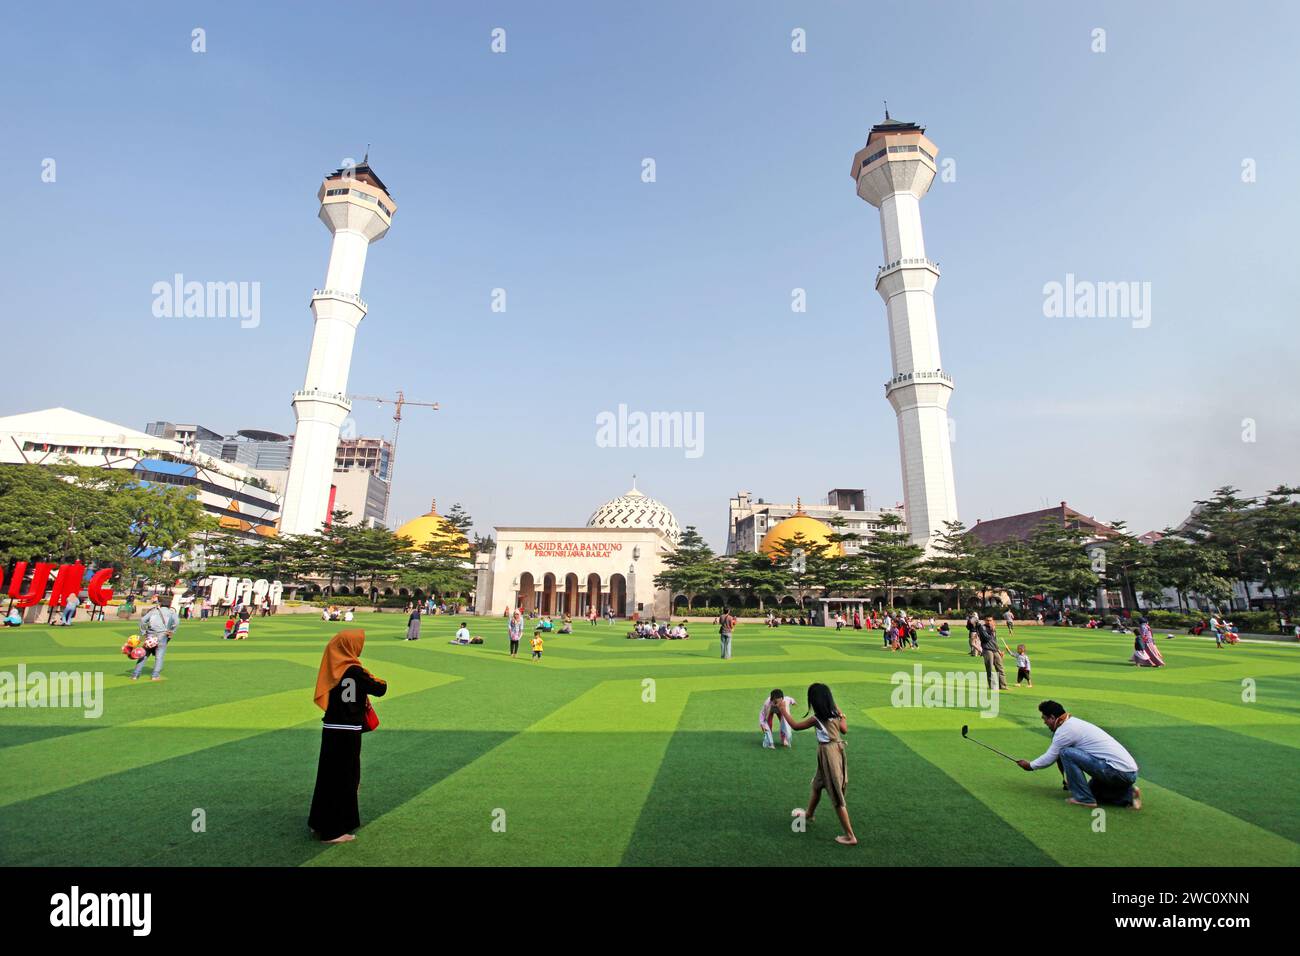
<box><xmin>314</xmin><ymin>629</ymin><xmax>367</xmax><ymax>711</ymax></box>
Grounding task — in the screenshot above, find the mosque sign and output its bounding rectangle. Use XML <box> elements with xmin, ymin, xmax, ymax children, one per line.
<box><xmin>522</xmin><ymin>541</ymin><xmax>624</xmax><ymax>559</ymax></box>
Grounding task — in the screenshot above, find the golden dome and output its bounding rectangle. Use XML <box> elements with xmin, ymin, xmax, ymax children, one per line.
<box><xmin>395</xmin><ymin>498</ymin><xmax>470</xmax><ymax>555</ymax></box>
<box><xmin>759</xmin><ymin>500</ymin><xmax>842</xmax><ymax>558</ymax></box>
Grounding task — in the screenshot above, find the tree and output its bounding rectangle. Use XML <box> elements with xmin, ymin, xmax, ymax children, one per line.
<box><xmin>860</xmin><ymin>513</ymin><xmax>923</xmax><ymax>609</ymax></box>
<box><xmin>1184</xmin><ymin>486</ymin><xmax>1256</xmax><ymax>610</ymax></box>
<box><xmin>1024</xmin><ymin>519</ymin><xmax>1098</xmax><ymax>607</ymax></box>
<box><xmin>443</xmin><ymin>503</ymin><xmax>474</xmax><ymax>539</ymax></box>
<box><xmin>1149</xmin><ymin>531</ymin><xmax>1230</xmax><ymax>613</ymax></box>
<box><xmin>1097</xmin><ymin>520</ymin><xmax>1161</xmax><ymax>610</ymax></box>
<box><xmin>763</xmin><ymin>531</ymin><xmax>834</xmax><ymax>611</ymax></box>
<box><xmin>654</xmin><ymin>526</ymin><xmax>725</xmax><ymax>611</ymax></box>
<box><xmin>727</xmin><ymin>548</ymin><xmax>790</xmax><ymax>612</ymax></box>
<box><xmin>0</xmin><ymin>464</ymin><xmax>208</xmax><ymax>572</ymax></box>
<box><xmin>821</xmin><ymin>517</ymin><xmax>874</xmax><ymax>600</ymax></box>
<box><xmin>925</xmin><ymin>520</ymin><xmax>982</xmax><ymax>611</ymax></box>
<box><xmin>398</xmin><ymin>535</ymin><xmax>476</xmax><ymax>603</ymax></box>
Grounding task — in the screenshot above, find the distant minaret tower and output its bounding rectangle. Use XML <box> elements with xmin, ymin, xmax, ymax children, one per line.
<box><xmin>851</xmin><ymin>111</ymin><xmax>957</xmax><ymax>551</ymax></box>
<box><xmin>280</xmin><ymin>158</ymin><xmax>398</xmax><ymax>535</ymax></box>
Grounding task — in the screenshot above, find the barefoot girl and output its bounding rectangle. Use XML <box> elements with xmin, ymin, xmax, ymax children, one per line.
<box><xmin>782</xmin><ymin>683</ymin><xmax>857</xmax><ymax>846</ymax></box>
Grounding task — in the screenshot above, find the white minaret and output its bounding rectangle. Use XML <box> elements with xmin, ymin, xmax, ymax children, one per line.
<box><xmin>852</xmin><ymin>113</ymin><xmax>957</xmax><ymax>551</ymax></box>
<box><xmin>279</xmin><ymin>161</ymin><xmax>398</xmax><ymax>536</ymax></box>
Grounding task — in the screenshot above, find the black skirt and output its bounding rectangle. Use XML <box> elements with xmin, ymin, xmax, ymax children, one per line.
<box><xmin>308</xmin><ymin>728</ymin><xmax>363</xmax><ymax>840</ymax></box>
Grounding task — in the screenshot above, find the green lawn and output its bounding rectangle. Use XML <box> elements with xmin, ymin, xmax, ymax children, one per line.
<box><xmin>1</xmin><ymin>614</ymin><xmax>1297</xmax><ymax>866</ymax></box>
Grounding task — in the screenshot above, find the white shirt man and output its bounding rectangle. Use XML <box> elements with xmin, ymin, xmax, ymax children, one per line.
<box><xmin>1018</xmin><ymin>702</ymin><xmax>1140</xmax><ymax>809</ymax></box>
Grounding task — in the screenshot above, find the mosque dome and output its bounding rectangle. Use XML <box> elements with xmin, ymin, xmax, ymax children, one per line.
<box><xmin>586</xmin><ymin>480</ymin><xmax>681</xmax><ymax>543</ymax></box>
<box><xmin>759</xmin><ymin>500</ymin><xmax>842</xmax><ymax>558</ymax></box>
<box><xmin>394</xmin><ymin>499</ymin><xmax>470</xmax><ymax>555</ymax></box>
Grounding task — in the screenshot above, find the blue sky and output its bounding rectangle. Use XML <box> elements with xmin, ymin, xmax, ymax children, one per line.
<box><xmin>5</xmin><ymin>0</ymin><xmax>1298</xmax><ymax>548</ymax></box>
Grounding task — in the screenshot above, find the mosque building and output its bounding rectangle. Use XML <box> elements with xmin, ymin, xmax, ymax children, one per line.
<box><xmin>474</xmin><ymin>481</ymin><xmax>679</xmax><ymax>619</ymax></box>
<box><xmin>394</xmin><ymin>499</ymin><xmax>471</xmax><ymax>557</ymax></box>
<box><xmin>756</xmin><ymin>500</ymin><xmax>843</xmax><ymax>560</ymax></box>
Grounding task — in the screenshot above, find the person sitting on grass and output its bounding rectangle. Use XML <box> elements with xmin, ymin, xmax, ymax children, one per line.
<box><xmin>1131</xmin><ymin>618</ymin><xmax>1166</xmax><ymax>667</ymax></box>
<box><xmin>782</xmin><ymin>683</ymin><xmax>856</xmax><ymax>846</ymax></box>
<box><xmin>1016</xmin><ymin>700</ymin><xmax>1141</xmax><ymax>810</ymax></box>
<box><xmin>938</xmin><ymin>621</ymin><xmax>951</xmax><ymax>638</ymax></box>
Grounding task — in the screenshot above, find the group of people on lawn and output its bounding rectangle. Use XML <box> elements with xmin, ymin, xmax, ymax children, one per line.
<box><xmin>628</xmin><ymin>618</ymin><xmax>690</xmax><ymax>639</ymax></box>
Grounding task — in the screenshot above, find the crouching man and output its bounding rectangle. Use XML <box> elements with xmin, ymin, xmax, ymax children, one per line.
<box><xmin>1017</xmin><ymin>700</ymin><xmax>1142</xmax><ymax>810</ymax></box>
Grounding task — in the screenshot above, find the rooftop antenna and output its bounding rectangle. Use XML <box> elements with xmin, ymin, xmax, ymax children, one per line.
<box><xmin>883</xmin><ymin>99</ymin><xmax>890</xmax><ymax>120</ymax></box>
<box><xmin>363</xmin><ymin>144</ymin><xmax>370</xmax><ymax>164</ymax></box>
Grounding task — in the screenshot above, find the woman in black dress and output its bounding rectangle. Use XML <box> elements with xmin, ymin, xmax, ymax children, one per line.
<box><xmin>308</xmin><ymin>629</ymin><xmax>387</xmax><ymax>844</ymax></box>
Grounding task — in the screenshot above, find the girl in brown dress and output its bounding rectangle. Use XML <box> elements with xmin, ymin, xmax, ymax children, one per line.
<box><xmin>782</xmin><ymin>683</ymin><xmax>857</xmax><ymax>846</ymax></box>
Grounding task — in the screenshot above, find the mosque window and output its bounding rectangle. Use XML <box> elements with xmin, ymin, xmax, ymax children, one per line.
<box><xmin>863</xmin><ymin>148</ymin><xmax>887</xmax><ymax>167</ymax></box>
<box><xmin>325</xmin><ymin>188</ymin><xmax>348</xmax><ymax>197</ymax></box>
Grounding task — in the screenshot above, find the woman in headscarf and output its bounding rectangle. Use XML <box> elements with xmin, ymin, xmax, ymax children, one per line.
<box><xmin>1131</xmin><ymin>616</ymin><xmax>1166</xmax><ymax>667</ymax></box>
<box><xmin>308</xmin><ymin>630</ymin><xmax>387</xmax><ymax>843</ymax></box>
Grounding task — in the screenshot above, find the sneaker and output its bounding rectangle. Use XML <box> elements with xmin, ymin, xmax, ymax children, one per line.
<box><xmin>151</xmin><ymin>676</ymin><xmax>162</xmax><ymax>682</ymax></box>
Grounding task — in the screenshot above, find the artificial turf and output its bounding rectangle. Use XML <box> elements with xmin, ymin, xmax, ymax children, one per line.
<box><xmin>1</xmin><ymin>614</ymin><xmax>1296</xmax><ymax>867</ymax></box>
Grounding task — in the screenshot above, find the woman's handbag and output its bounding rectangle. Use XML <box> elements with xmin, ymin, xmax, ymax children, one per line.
<box><xmin>363</xmin><ymin>701</ymin><xmax>380</xmax><ymax>731</ymax></box>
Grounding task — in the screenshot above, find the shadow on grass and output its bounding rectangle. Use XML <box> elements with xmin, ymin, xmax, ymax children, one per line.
<box><xmin>0</xmin><ymin>727</ymin><xmax>511</xmax><ymax>866</ymax></box>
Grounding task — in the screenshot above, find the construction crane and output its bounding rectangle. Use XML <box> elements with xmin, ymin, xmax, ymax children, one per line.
<box><xmin>347</xmin><ymin>390</ymin><xmax>440</xmax><ymax>526</ymax></box>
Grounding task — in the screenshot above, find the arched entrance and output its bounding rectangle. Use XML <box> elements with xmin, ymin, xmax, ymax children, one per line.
<box><xmin>609</xmin><ymin>573</ymin><xmax>627</xmax><ymax>618</ymax></box>
<box><xmin>542</xmin><ymin>573</ymin><xmax>557</xmax><ymax>615</ymax></box>
<box><xmin>518</xmin><ymin>572</ymin><xmax>536</xmax><ymax>614</ymax></box>
<box><xmin>587</xmin><ymin>573</ymin><xmax>601</xmax><ymax>616</ymax></box>
<box><xmin>563</xmin><ymin>573</ymin><xmax>580</xmax><ymax>616</ymax></box>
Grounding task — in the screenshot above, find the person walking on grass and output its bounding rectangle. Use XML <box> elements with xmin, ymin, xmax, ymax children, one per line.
<box><xmin>782</xmin><ymin>683</ymin><xmax>857</xmax><ymax>846</ymax></box>
<box><xmin>978</xmin><ymin>614</ymin><xmax>1008</xmax><ymax>690</ymax></box>
<box><xmin>1017</xmin><ymin>700</ymin><xmax>1141</xmax><ymax>810</ymax></box>
<box><xmin>508</xmin><ymin>609</ymin><xmax>523</xmax><ymax>657</ymax></box>
<box><xmin>131</xmin><ymin>596</ymin><xmax>179</xmax><ymax>682</ymax></box>
<box><xmin>718</xmin><ymin>606</ymin><xmax>737</xmax><ymax>660</ymax></box>
<box><xmin>1004</xmin><ymin>608</ymin><xmax>1015</xmax><ymax>634</ymax></box>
